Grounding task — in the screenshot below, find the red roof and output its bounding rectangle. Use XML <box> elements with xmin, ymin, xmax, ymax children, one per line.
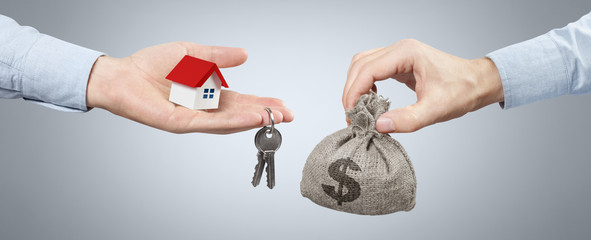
<box><xmin>166</xmin><ymin>55</ymin><xmax>228</xmax><ymax>88</ymax></box>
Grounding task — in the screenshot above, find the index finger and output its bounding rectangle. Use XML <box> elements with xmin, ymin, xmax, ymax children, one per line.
<box><xmin>343</xmin><ymin>47</ymin><xmax>384</xmax><ymax>110</ymax></box>
<box><xmin>344</xmin><ymin>44</ymin><xmax>416</xmax><ymax>109</ymax></box>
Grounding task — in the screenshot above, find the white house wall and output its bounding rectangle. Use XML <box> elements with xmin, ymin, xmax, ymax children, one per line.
<box><xmin>193</xmin><ymin>73</ymin><xmax>222</xmax><ymax>110</ymax></box>
<box><xmin>169</xmin><ymin>82</ymin><xmax>198</xmax><ymax>109</ymax></box>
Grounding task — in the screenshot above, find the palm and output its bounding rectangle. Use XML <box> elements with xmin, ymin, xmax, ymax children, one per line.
<box><xmin>103</xmin><ymin>42</ymin><xmax>292</xmax><ymax>134</ymax></box>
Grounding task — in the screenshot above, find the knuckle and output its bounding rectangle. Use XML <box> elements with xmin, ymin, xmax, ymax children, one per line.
<box><xmin>351</xmin><ymin>52</ymin><xmax>365</xmax><ymax>63</ymax></box>
<box><xmin>406</xmin><ymin>106</ymin><xmax>424</xmax><ymax>132</ymax></box>
<box><xmin>175</xmin><ymin>41</ymin><xmax>189</xmax><ymax>46</ymax></box>
<box><xmin>394</xmin><ymin>38</ymin><xmax>422</xmax><ymax>51</ymax></box>
<box><xmin>271</xmin><ymin>98</ymin><xmax>285</xmax><ymax>107</ymax></box>
<box><xmin>399</xmin><ymin>38</ymin><xmax>419</xmax><ymax>46</ymax></box>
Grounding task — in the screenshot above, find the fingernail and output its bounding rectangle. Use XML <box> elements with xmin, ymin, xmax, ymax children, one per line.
<box><xmin>376</xmin><ymin>118</ymin><xmax>395</xmax><ymax>132</ymax></box>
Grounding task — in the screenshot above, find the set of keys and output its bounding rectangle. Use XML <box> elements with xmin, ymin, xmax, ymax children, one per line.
<box><xmin>252</xmin><ymin>107</ymin><xmax>282</xmax><ymax>189</ymax></box>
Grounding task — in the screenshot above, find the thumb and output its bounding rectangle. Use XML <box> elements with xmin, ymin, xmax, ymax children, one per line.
<box><xmin>376</xmin><ymin>102</ymin><xmax>433</xmax><ymax>133</ymax></box>
<box><xmin>179</xmin><ymin>42</ymin><xmax>248</xmax><ymax>68</ymax></box>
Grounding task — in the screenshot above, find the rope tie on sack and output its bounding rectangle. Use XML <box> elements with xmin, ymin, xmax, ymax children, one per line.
<box><xmin>346</xmin><ymin>90</ymin><xmax>390</xmax><ymax>138</ymax></box>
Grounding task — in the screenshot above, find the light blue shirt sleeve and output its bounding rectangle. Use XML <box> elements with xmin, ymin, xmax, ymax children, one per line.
<box><xmin>487</xmin><ymin>11</ymin><xmax>591</xmax><ymax>109</ymax></box>
<box><xmin>0</xmin><ymin>15</ymin><xmax>104</xmax><ymax>112</ymax></box>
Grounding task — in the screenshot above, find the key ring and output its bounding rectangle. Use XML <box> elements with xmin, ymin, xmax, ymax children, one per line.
<box><xmin>265</xmin><ymin>107</ymin><xmax>275</xmax><ymax>135</ymax></box>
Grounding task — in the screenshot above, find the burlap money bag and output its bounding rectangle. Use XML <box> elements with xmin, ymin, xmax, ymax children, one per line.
<box><xmin>300</xmin><ymin>91</ymin><xmax>416</xmax><ymax>215</ymax></box>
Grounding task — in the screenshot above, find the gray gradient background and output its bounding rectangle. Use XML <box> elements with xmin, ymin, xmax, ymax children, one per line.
<box><xmin>1</xmin><ymin>0</ymin><xmax>591</xmax><ymax>239</ymax></box>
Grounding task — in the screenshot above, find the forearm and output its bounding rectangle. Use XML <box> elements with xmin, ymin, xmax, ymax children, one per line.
<box><xmin>487</xmin><ymin>11</ymin><xmax>591</xmax><ymax>109</ymax></box>
<box><xmin>0</xmin><ymin>14</ymin><xmax>103</xmax><ymax>111</ymax></box>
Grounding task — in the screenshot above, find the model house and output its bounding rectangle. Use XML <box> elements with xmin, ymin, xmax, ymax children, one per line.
<box><xmin>166</xmin><ymin>55</ymin><xmax>228</xmax><ymax>110</ymax></box>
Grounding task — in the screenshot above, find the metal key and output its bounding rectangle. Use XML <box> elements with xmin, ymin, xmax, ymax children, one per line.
<box><xmin>251</xmin><ymin>107</ymin><xmax>282</xmax><ymax>189</ymax></box>
<box><xmin>253</xmin><ymin>126</ymin><xmax>282</xmax><ymax>188</ymax></box>
<box><xmin>252</xmin><ymin>150</ymin><xmax>266</xmax><ymax>187</ymax></box>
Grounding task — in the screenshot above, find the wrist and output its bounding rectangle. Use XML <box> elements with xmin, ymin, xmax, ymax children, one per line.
<box><xmin>86</xmin><ymin>56</ymin><xmax>126</xmax><ymax>109</ymax></box>
<box><xmin>471</xmin><ymin>57</ymin><xmax>504</xmax><ymax>109</ymax></box>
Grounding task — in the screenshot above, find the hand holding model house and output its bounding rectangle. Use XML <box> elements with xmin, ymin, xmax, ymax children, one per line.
<box><xmin>86</xmin><ymin>42</ymin><xmax>294</xmax><ymax>134</ymax></box>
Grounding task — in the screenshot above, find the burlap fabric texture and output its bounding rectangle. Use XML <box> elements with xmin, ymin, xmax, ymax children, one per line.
<box><xmin>300</xmin><ymin>91</ymin><xmax>416</xmax><ymax>215</ymax></box>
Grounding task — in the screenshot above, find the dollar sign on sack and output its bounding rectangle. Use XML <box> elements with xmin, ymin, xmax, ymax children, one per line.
<box><xmin>321</xmin><ymin>158</ymin><xmax>361</xmax><ymax>205</ymax></box>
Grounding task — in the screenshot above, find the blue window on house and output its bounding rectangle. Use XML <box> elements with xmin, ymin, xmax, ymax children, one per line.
<box><xmin>203</xmin><ymin>88</ymin><xmax>215</xmax><ymax>99</ymax></box>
